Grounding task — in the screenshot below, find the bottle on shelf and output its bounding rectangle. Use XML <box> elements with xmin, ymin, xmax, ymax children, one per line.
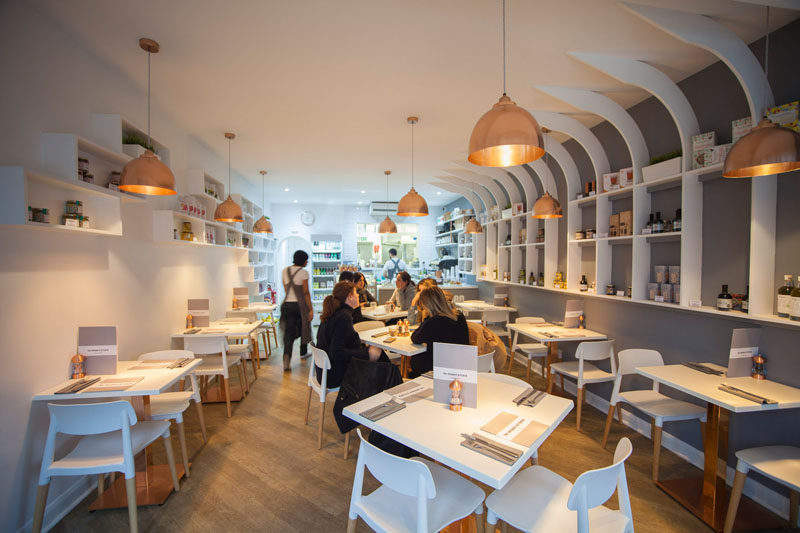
<box><xmin>528</xmin><ymin>272</ymin><xmax>536</xmax><ymax>286</ymax></box>
<box><xmin>518</xmin><ymin>269</ymin><xmax>526</xmax><ymax>284</ymax></box>
<box><xmin>741</xmin><ymin>285</ymin><xmax>749</xmax><ymax>313</ymax></box>
<box><xmin>791</xmin><ymin>276</ymin><xmax>800</xmax><ymax>322</ymax></box>
<box><xmin>653</xmin><ymin>212</ymin><xmax>664</xmax><ymax>234</ymax></box>
<box><xmin>579</xmin><ymin>275</ymin><xmax>588</xmax><ymax>292</ymax></box>
<box><xmin>643</xmin><ymin>214</ymin><xmax>654</xmax><ymax>235</ymax></box>
<box><xmin>538</xmin><ymin>272</ymin><xmax>544</xmax><ymax>286</ymax></box>
<box><xmin>673</xmin><ymin>209</ymin><xmax>682</xmax><ymax>232</ymax></box>
<box><xmin>717</xmin><ymin>284</ymin><xmax>733</xmax><ymax>311</ymax></box>
<box><xmin>778</xmin><ymin>275</ymin><xmax>794</xmax><ymax>318</ymax></box>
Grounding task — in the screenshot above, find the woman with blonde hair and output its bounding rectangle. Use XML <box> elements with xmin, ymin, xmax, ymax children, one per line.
<box><xmin>409</xmin><ymin>286</ymin><xmax>469</xmax><ymax>377</ymax></box>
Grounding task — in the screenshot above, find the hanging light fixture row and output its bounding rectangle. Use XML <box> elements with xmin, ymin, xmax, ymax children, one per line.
<box><xmin>119</xmin><ymin>38</ymin><xmax>176</xmax><ymax>196</ymax></box>
<box><xmin>253</xmin><ymin>170</ymin><xmax>274</xmax><ymax>234</ymax></box>
<box><xmin>397</xmin><ymin>116</ymin><xmax>429</xmax><ymax>217</ymax></box>
<box><xmin>378</xmin><ymin>170</ymin><xmax>398</xmax><ymax>233</ymax></box>
<box><xmin>464</xmin><ymin>216</ymin><xmax>483</xmax><ymax>234</ymax></box>
<box><xmin>532</xmin><ymin>128</ymin><xmax>563</xmax><ymax>219</ymax></box>
<box><xmin>723</xmin><ymin>6</ymin><xmax>800</xmax><ymax>178</ymax></box>
<box><xmin>467</xmin><ymin>0</ymin><xmax>544</xmax><ymax>168</ymax></box>
<box><xmin>214</xmin><ymin>132</ymin><xmax>244</xmax><ymax>223</ymax></box>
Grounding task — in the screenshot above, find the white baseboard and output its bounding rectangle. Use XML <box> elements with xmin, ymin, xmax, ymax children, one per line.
<box><xmin>516</xmin><ymin>354</ymin><xmax>790</xmax><ymax>520</ymax></box>
<box><xmin>16</xmin><ymin>476</ymin><xmax>97</xmax><ymax>533</ymax></box>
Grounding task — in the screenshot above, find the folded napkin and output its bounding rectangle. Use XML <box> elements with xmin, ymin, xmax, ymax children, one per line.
<box><xmin>360</xmin><ymin>399</ymin><xmax>406</xmax><ymax>421</ymax></box>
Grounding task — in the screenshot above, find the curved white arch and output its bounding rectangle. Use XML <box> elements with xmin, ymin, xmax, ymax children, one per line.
<box><xmin>430</xmin><ymin>182</ymin><xmax>483</xmax><ymax>213</ymax></box>
<box><xmin>527</xmin><ymin>159</ymin><xmax>558</xmax><ymax>199</ymax></box>
<box><xmin>620</xmin><ymin>1</ymin><xmax>774</xmax><ymax>120</ymax></box>
<box><xmin>569</xmin><ymin>52</ymin><xmax>699</xmax><ymax>172</ymax></box>
<box><xmin>437</xmin><ymin>175</ymin><xmax>496</xmax><ymax>211</ymax></box>
<box><xmin>536</xmin><ymin>85</ymin><xmax>650</xmax><ymax>181</ymax></box>
<box><xmin>445</xmin><ymin>168</ymin><xmax>508</xmax><ymax>207</ymax></box>
<box><xmin>532</xmin><ymin>110</ymin><xmax>611</xmax><ymax>181</ymax></box>
<box><xmin>453</xmin><ymin>162</ymin><xmax>522</xmax><ymax>204</ymax></box>
<box><xmin>543</xmin><ymin>133</ymin><xmax>580</xmax><ymax>201</ymax></box>
<box><xmin>500</xmin><ymin>166</ymin><xmax>537</xmax><ymax>212</ymax></box>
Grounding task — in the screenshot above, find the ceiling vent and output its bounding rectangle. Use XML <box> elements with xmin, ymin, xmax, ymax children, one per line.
<box><xmin>369</xmin><ymin>201</ymin><xmax>398</xmax><ymax>215</ymax></box>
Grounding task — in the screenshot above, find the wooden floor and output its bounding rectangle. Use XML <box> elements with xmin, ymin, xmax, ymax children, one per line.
<box><xmin>54</xmin><ymin>346</ymin><xmax>718</xmax><ymax>533</ymax></box>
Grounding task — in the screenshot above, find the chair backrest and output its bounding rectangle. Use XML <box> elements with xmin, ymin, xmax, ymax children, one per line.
<box><xmin>575</xmin><ymin>340</ymin><xmax>615</xmax><ymax>362</ymax></box>
<box><xmin>219</xmin><ymin>317</ymin><xmax>249</xmax><ymax>324</ymax></box>
<box><xmin>311</xmin><ymin>343</ymin><xmax>331</xmax><ymax>371</ymax></box>
<box><xmin>567</xmin><ymin>437</ymin><xmax>634</xmax><ymax>533</ymax></box>
<box><xmin>353</xmin><ymin>321</ymin><xmax>384</xmax><ymax>333</ymax></box>
<box><xmin>138</xmin><ymin>349</ymin><xmax>195</xmax><ymax>361</ymax></box>
<box><xmin>482</xmin><ymin>309</ymin><xmax>509</xmax><ymax>324</ymax></box>
<box><xmin>227</xmin><ymin>310</ymin><xmax>259</xmax><ymax>322</ymax></box>
<box><xmin>183</xmin><ymin>336</ymin><xmax>228</xmax><ymax>356</ymax></box>
<box><xmin>308</xmin><ymin>343</ymin><xmax>332</xmax><ymax>397</ymax></box>
<box><xmin>611</xmin><ymin>349</ymin><xmax>664</xmax><ymax>402</ymax></box>
<box><xmin>350</xmin><ymin>429</ymin><xmax>436</xmax><ymax>532</ymax></box>
<box><xmin>515</xmin><ymin>316</ymin><xmax>545</xmax><ymax>324</ymax></box>
<box><xmin>477</xmin><ymin>352</ymin><xmax>496</xmax><ymax>373</ymax></box>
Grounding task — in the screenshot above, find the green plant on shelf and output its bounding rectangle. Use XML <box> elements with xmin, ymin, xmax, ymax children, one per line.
<box><xmin>649</xmin><ymin>150</ymin><xmax>682</xmax><ymax>166</ymax></box>
<box><xmin>122</xmin><ymin>133</ymin><xmax>155</xmax><ymax>153</ymax></box>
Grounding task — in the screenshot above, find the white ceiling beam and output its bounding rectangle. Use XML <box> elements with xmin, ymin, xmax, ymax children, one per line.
<box><xmin>620</xmin><ymin>1</ymin><xmax>774</xmax><ymax>121</ymax></box>
<box><xmin>569</xmin><ymin>52</ymin><xmax>700</xmax><ymax>172</ymax></box>
<box><xmin>532</xmin><ymin>110</ymin><xmax>611</xmax><ymax>183</ymax></box>
<box><xmin>452</xmin><ymin>162</ymin><xmax>522</xmax><ymax>204</ymax></box>
<box><xmin>543</xmin><ymin>133</ymin><xmax>580</xmax><ymax>201</ymax></box>
<box><xmin>436</xmin><ymin>175</ymin><xmax>496</xmax><ymax>211</ymax></box>
<box><xmin>444</xmin><ymin>168</ymin><xmax>508</xmax><ymax>207</ymax></box>
<box><xmin>732</xmin><ymin>0</ymin><xmax>800</xmax><ymax>8</ymax></box>
<box><xmin>536</xmin><ymin>86</ymin><xmax>650</xmax><ymax>182</ymax></box>
<box><xmin>430</xmin><ymin>182</ymin><xmax>483</xmax><ymax>213</ymax></box>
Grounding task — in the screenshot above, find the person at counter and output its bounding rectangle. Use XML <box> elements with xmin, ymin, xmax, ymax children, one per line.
<box><xmin>382</xmin><ymin>248</ymin><xmax>406</xmax><ymax>280</ymax></box>
<box><xmin>388</xmin><ymin>271</ymin><xmax>415</xmax><ymax>311</ymax></box>
<box><xmin>409</xmin><ymin>286</ymin><xmax>469</xmax><ymax>378</ymax></box>
<box><xmin>315</xmin><ymin>281</ymin><xmax>387</xmax><ymax>388</ymax></box>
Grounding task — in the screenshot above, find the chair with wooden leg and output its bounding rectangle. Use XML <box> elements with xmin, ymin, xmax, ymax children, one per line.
<box><xmin>31</xmin><ymin>401</ymin><xmax>180</xmax><ymax>533</ymax></box>
<box><xmin>508</xmin><ymin>317</ymin><xmax>549</xmax><ymax>379</ymax></box>
<box><xmin>219</xmin><ymin>317</ymin><xmax>257</xmax><ymax>385</ymax></box>
<box><xmin>303</xmin><ymin>343</ymin><xmax>346</xmax><ymax>453</ymax></box>
<box><xmin>724</xmin><ymin>446</ymin><xmax>800</xmax><ymax>533</ymax></box>
<box><xmin>601</xmin><ymin>349</ymin><xmax>706</xmax><ymax>481</ymax></box>
<box><xmin>184</xmin><ymin>336</ymin><xmax>245</xmax><ymax>418</ymax></box>
<box><xmin>548</xmin><ymin>340</ymin><xmax>616</xmax><ymax>431</ymax></box>
<box><xmin>137</xmin><ymin>349</ymin><xmax>207</xmax><ymax>478</ymax></box>
<box><xmin>347</xmin><ymin>429</ymin><xmax>486</xmax><ymax>533</ymax></box>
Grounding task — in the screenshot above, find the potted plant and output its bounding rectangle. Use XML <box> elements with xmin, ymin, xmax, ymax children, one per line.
<box><xmin>501</xmin><ymin>203</ymin><xmax>513</xmax><ymax>219</ymax></box>
<box><xmin>642</xmin><ymin>150</ymin><xmax>682</xmax><ymax>182</ymax></box>
<box><xmin>122</xmin><ymin>133</ymin><xmax>160</xmax><ymax>160</ymax></box>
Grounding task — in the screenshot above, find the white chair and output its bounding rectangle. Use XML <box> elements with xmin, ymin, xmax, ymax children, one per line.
<box><xmin>32</xmin><ymin>401</ymin><xmax>180</xmax><ymax>533</ymax></box>
<box><xmin>486</xmin><ymin>437</ymin><xmax>634</xmax><ymax>533</ymax></box>
<box><xmin>303</xmin><ymin>343</ymin><xmax>348</xmax><ymax>455</ymax></box>
<box><xmin>476</xmin><ymin>310</ymin><xmax>511</xmax><ymax>345</ymax></box>
<box><xmin>508</xmin><ymin>317</ymin><xmax>549</xmax><ymax>378</ymax></box>
<box><xmin>724</xmin><ymin>446</ymin><xmax>800</xmax><ymax>533</ymax></box>
<box><xmin>353</xmin><ymin>320</ymin><xmax>385</xmax><ymax>333</ymax></box>
<box><xmin>548</xmin><ymin>340</ymin><xmax>616</xmax><ymax>431</ymax></box>
<box><xmin>219</xmin><ymin>317</ymin><xmax>259</xmax><ymax>381</ymax></box>
<box><xmin>477</xmin><ymin>352</ymin><xmax>496</xmax><ymax>373</ymax></box>
<box><xmin>184</xmin><ymin>336</ymin><xmax>247</xmax><ymax>418</ymax></box>
<box><xmin>602</xmin><ymin>349</ymin><xmax>706</xmax><ymax>481</ymax></box>
<box><xmin>138</xmin><ymin>349</ymin><xmax>207</xmax><ymax>478</ymax></box>
<box><xmin>347</xmin><ymin>429</ymin><xmax>485</xmax><ymax>533</ymax></box>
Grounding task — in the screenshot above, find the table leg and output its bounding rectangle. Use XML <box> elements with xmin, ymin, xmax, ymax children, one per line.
<box><xmin>545</xmin><ymin>342</ymin><xmax>558</xmax><ymax>393</ymax></box>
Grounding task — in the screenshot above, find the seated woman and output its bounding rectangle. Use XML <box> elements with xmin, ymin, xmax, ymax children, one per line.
<box><xmin>409</xmin><ymin>286</ymin><xmax>470</xmax><ymax>378</ymax></box>
<box><xmin>338</xmin><ymin>271</ymin><xmax>363</xmax><ymax>322</ymax></box>
<box><xmin>354</xmin><ymin>272</ymin><xmax>376</xmax><ymax>307</ymax></box>
<box><xmin>388</xmin><ymin>271</ymin><xmax>416</xmax><ymax>311</ymax></box>
<box><xmin>315</xmin><ymin>281</ymin><xmax>387</xmax><ymax>388</ymax></box>
<box><xmin>407</xmin><ymin>277</ymin><xmax>438</xmax><ymax>325</ymax></box>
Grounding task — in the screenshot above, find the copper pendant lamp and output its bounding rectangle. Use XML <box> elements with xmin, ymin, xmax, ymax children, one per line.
<box><xmin>724</xmin><ymin>7</ymin><xmax>800</xmax><ymax>178</ymax></box>
<box><xmin>253</xmin><ymin>170</ymin><xmax>274</xmax><ymax>233</ymax></box>
<box><xmin>378</xmin><ymin>170</ymin><xmax>398</xmax><ymax>233</ymax></box>
<box><xmin>119</xmin><ymin>38</ymin><xmax>176</xmax><ymax>195</ymax></box>
<box><xmin>468</xmin><ymin>0</ymin><xmax>544</xmax><ymax>168</ymax></box>
<box><xmin>214</xmin><ymin>132</ymin><xmax>244</xmax><ymax>223</ymax></box>
<box><xmin>397</xmin><ymin>117</ymin><xmax>429</xmax><ymax>217</ymax></box>
<box><xmin>465</xmin><ymin>216</ymin><xmax>483</xmax><ymax>234</ymax></box>
<box><xmin>532</xmin><ymin>129</ymin><xmax>562</xmax><ymax>219</ymax></box>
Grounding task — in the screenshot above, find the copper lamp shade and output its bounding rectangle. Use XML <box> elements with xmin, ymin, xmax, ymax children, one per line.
<box><xmin>532</xmin><ymin>191</ymin><xmax>563</xmax><ymax>219</ymax></box>
<box><xmin>214</xmin><ymin>195</ymin><xmax>244</xmax><ymax>223</ymax></box>
<box><xmin>119</xmin><ymin>150</ymin><xmax>176</xmax><ymax>195</ymax></box>
<box><xmin>464</xmin><ymin>216</ymin><xmax>483</xmax><ymax>234</ymax></box>
<box><xmin>253</xmin><ymin>215</ymin><xmax>273</xmax><ymax>233</ymax></box>
<box><xmin>723</xmin><ymin>118</ymin><xmax>800</xmax><ymax>178</ymax></box>
<box><xmin>378</xmin><ymin>216</ymin><xmax>397</xmax><ymax>233</ymax></box>
<box><xmin>397</xmin><ymin>187</ymin><xmax>429</xmax><ymax>217</ymax></box>
<box><xmin>468</xmin><ymin>94</ymin><xmax>545</xmax><ymax>168</ymax></box>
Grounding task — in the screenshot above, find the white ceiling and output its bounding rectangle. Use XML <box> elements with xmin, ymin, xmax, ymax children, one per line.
<box><xmin>30</xmin><ymin>0</ymin><xmax>797</xmax><ymax>207</ymax></box>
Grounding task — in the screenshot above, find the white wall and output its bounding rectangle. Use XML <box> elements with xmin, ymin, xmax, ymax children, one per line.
<box><xmin>0</xmin><ymin>2</ymin><xmax>259</xmax><ymax>531</ymax></box>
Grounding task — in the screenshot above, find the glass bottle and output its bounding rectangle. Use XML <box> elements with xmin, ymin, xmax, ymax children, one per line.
<box><xmin>519</xmin><ymin>269</ymin><xmax>526</xmax><ymax>284</ymax></box>
<box><xmin>579</xmin><ymin>275</ymin><xmax>588</xmax><ymax>292</ymax></box>
<box><xmin>717</xmin><ymin>284</ymin><xmax>733</xmax><ymax>311</ymax></box>
<box><xmin>741</xmin><ymin>285</ymin><xmax>749</xmax><ymax>313</ymax></box>
<box><xmin>654</xmin><ymin>212</ymin><xmax>663</xmax><ymax>234</ymax></box>
<box><xmin>538</xmin><ymin>272</ymin><xmax>544</xmax><ymax>286</ymax></box>
<box><xmin>673</xmin><ymin>208</ymin><xmax>682</xmax><ymax>232</ymax></box>
<box><xmin>791</xmin><ymin>276</ymin><xmax>800</xmax><ymax>322</ymax></box>
<box><xmin>778</xmin><ymin>275</ymin><xmax>794</xmax><ymax>317</ymax></box>
<box><xmin>528</xmin><ymin>272</ymin><xmax>535</xmax><ymax>285</ymax></box>
<box><xmin>644</xmin><ymin>214</ymin><xmax>653</xmax><ymax>235</ymax></box>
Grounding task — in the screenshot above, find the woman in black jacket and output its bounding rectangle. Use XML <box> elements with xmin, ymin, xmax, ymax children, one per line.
<box><xmin>315</xmin><ymin>281</ymin><xmax>386</xmax><ymax>388</ymax></box>
<box><xmin>409</xmin><ymin>286</ymin><xmax>470</xmax><ymax>378</ymax></box>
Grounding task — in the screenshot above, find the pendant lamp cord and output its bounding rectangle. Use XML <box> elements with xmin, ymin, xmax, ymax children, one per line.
<box><xmin>228</xmin><ymin>138</ymin><xmax>231</xmax><ymax>192</ymax></box>
<box><xmin>762</xmin><ymin>6</ymin><xmax>769</xmax><ymax>118</ymax></box>
<box><xmin>147</xmin><ymin>51</ymin><xmax>151</xmax><ymax>147</ymax></box>
<box><xmin>502</xmin><ymin>0</ymin><xmax>507</xmax><ymax>95</ymax></box>
<box><xmin>262</xmin><ymin>174</ymin><xmax>265</xmax><ymax>207</ymax></box>
<box><xmin>411</xmin><ymin>122</ymin><xmax>415</xmax><ymax>188</ymax></box>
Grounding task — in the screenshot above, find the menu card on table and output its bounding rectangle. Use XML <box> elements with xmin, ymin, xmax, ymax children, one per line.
<box><xmin>727</xmin><ymin>328</ymin><xmax>761</xmax><ymax>378</ymax></box>
<box><xmin>433</xmin><ymin>342</ymin><xmax>478</xmax><ymax>408</ymax></box>
<box><xmin>481</xmin><ymin>411</ymin><xmax>548</xmax><ymax>447</ymax></box>
<box><xmin>77</xmin><ymin>326</ymin><xmax>118</xmax><ymax>375</ymax></box>
<box><xmin>84</xmin><ymin>377</ymin><xmax>143</xmax><ymax>393</ymax></box>
<box><xmin>233</xmin><ymin>288</ymin><xmax>249</xmax><ymax>309</ymax></box>
<box><xmin>564</xmin><ymin>300</ymin><xmax>584</xmax><ymax>328</ymax></box>
<box><xmin>188</xmin><ymin>299</ymin><xmax>210</xmax><ymax>327</ymax></box>
<box><xmin>493</xmin><ymin>286</ymin><xmax>508</xmax><ymax>307</ymax></box>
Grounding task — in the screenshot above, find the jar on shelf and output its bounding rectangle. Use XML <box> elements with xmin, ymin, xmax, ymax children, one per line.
<box><xmin>82</xmin><ymin>173</ymin><xmax>94</xmax><ymax>184</ymax></box>
<box><xmin>80</xmin><ymin>216</ymin><xmax>90</xmax><ymax>229</ymax></box>
<box><xmin>62</xmin><ymin>213</ymin><xmax>79</xmax><ymax>226</ymax></box>
<box><xmin>78</xmin><ymin>158</ymin><xmax>89</xmax><ymax>173</ymax></box>
<box><xmin>40</xmin><ymin>208</ymin><xmax>50</xmax><ymax>224</ymax></box>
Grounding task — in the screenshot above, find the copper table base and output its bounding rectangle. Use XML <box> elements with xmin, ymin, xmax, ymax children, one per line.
<box><xmin>88</xmin><ymin>464</ymin><xmax>187</xmax><ymax>510</ymax></box>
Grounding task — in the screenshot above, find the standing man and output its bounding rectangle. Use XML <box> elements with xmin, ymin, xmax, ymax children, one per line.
<box><xmin>280</xmin><ymin>250</ymin><xmax>313</xmax><ymax>371</ymax></box>
<box><xmin>382</xmin><ymin>248</ymin><xmax>406</xmax><ymax>281</ymax></box>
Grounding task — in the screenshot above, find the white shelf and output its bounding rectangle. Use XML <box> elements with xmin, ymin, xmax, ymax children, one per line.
<box><xmin>23</xmin><ymin>221</ymin><xmax>121</xmax><ymax>236</ymax></box>
<box><xmin>435</xmin><ymin>242</ymin><xmax>458</xmax><ymax>248</ymax></box>
<box><xmin>435</xmin><ymin>227</ymin><xmax>463</xmax><ymax>237</ymax></box>
<box><xmin>638</xmin><ymin>231</ymin><xmax>682</xmax><ymax>242</ymax></box>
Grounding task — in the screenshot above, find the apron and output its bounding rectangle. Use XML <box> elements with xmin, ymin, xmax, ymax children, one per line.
<box><xmin>387</xmin><ymin>258</ymin><xmax>400</xmax><ymax>279</ymax></box>
<box><xmin>280</xmin><ymin>266</ymin><xmax>312</xmax><ymax>344</ymax></box>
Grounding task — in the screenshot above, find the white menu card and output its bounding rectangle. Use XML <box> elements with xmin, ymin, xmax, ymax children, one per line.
<box><xmin>188</xmin><ymin>299</ymin><xmax>210</xmax><ymax>327</ymax></box>
<box><xmin>433</xmin><ymin>342</ymin><xmax>478</xmax><ymax>409</ymax></box>
<box><xmin>727</xmin><ymin>328</ymin><xmax>761</xmax><ymax>378</ymax></box>
<box><xmin>77</xmin><ymin>326</ymin><xmax>118</xmax><ymax>375</ymax></box>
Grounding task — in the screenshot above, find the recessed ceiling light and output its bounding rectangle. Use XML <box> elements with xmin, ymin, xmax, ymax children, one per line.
<box><xmin>360</xmin><ymin>190</ymin><xmax>366</xmax><ymax>194</ymax></box>
<box><xmin>357</xmin><ymin>201</ymin><xmax>362</xmax><ymax>204</ymax></box>
<box><xmin>293</xmin><ymin>199</ymin><xmax>298</xmax><ymax>203</ymax></box>
<box><xmin>437</xmin><ymin>191</ymin><xmax>442</xmax><ymax>195</ymax></box>
<box><xmin>284</xmin><ymin>188</ymin><xmax>290</xmax><ymax>192</ymax></box>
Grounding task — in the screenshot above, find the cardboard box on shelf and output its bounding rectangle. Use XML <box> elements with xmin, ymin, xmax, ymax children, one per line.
<box><xmin>609</xmin><ymin>213</ymin><xmax>620</xmax><ymax>237</ymax></box>
<box><xmin>767</xmin><ymin>101</ymin><xmax>799</xmax><ymax>133</ymax></box>
<box><xmin>512</xmin><ymin>202</ymin><xmax>524</xmax><ymax>216</ymax></box>
<box><xmin>602</xmin><ymin>172</ymin><xmax>619</xmax><ymax>193</ymax></box>
<box><xmin>691</xmin><ymin>132</ymin><xmax>716</xmax><ymax>152</ymax></box>
<box><xmin>732</xmin><ymin>117</ymin><xmax>752</xmax><ymax>144</ymax></box>
<box><xmin>618</xmin><ymin>167</ymin><xmax>633</xmax><ymax>188</ymax></box>
<box><xmin>709</xmin><ymin>144</ymin><xmax>732</xmax><ymax>165</ymax></box>
<box><xmin>618</xmin><ymin>210</ymin><xmax>633</xmax><ymax>236</ymax></box>
<box><xmin>692</xmin><ymin>148</ymin><xmax>711</xmax><ymax>170</ymax></box>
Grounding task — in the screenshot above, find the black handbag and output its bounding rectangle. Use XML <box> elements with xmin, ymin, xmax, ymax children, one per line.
<box><xmin>333</xmin><ymin>357</ymin><xmax>402</xmax><ymax>434</ymax></box>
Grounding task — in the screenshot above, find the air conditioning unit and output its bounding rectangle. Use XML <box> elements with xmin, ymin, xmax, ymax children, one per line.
<box><xmin>369</xmin><ymin>201</ymin><xmax>398</xmax><ymax>216</ymax></box>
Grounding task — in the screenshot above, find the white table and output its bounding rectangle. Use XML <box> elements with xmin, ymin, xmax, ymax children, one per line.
<box><xmin>344</xmin><ymin>374</ymin><xmax>573</xmax><ymax>489</ymax></box>
<box><xmin>456</xmin><ymin>300</ymin><xmax>517</xmax><ymax>314</ymax></box>
<box><xmin>34</xmin><ymin>359</ymin><xmax>202</xmax><ymax>509</ymax></box>
<box><xmin>507</xmin><ymin>323</ymin><xmax>607</xmax><ymax>387</ymax></box>
<box><xmin>636</xmin><ymin>363</ymin><xmax>800</xmax><ymax>531</ymax></box>
<box><xmin>361</xmin><ymin>305</ymin><xmax>408</xmax><ymax>322</ymax></box>
<box><xmin>359</xmin><ymin>326</ymin><xmax>424</xmax><ymax>377</ymax></box>
<box><xmin>227</xmin><ymin>302</ymin><xmax>277</xmax><ymax>316</ymax></box>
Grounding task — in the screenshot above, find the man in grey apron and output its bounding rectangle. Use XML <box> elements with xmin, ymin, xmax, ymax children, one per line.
<box><xmin>382</xmin><ymin>248</ymin><xmax>406</xmax><ymax>280</ymax></box>
<box><xmin>280</xmin><ymin>251</ymin><xmax>313</xmax><ymax>371</ymax></box>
